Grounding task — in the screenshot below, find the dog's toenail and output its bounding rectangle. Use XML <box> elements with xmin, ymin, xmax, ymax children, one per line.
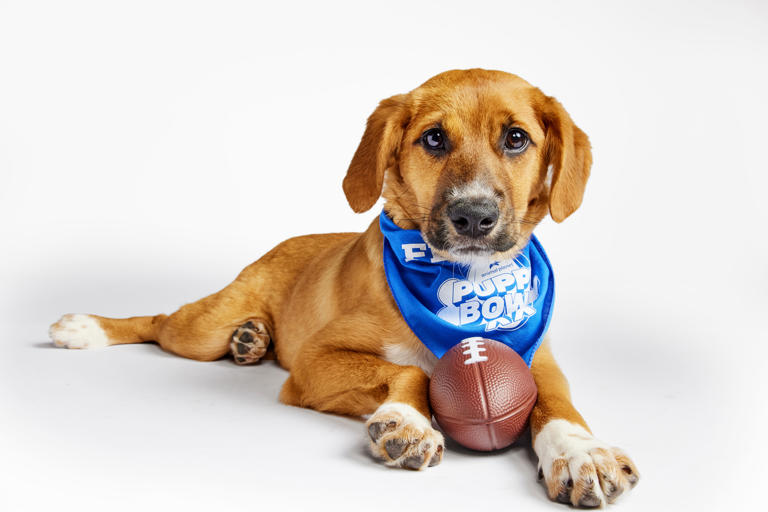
<box><xmin>235</xmin><ymin>357</ymin><xmax>246</xmax><ymax>363</ymax></box>
<box><xmin>385</xmin><ymin>439</ymin><xmax>407</xmax><ymax>459</ymax></box>
<box><xmin>368</xmin><ymin>422</ymin><xmax>385</xmax><ymax>441</ymax></box>
<box><xmin>579</xmin><ymin>491</ymin><xmax>602</xmax><ymax>508</ymax></box>
<box><xmin>428</xmin><ymin>445</ymin><xmax>443</xmax><ymax>467</ymax></box>
<box><xmin>403</xmin><ymin>455</ymin><xmax>424</xmax><ymax>470</ymax></box>
<box><xmin>538</xmin><ymin>468</ymin><xmax>544</xmax><ymax>480</ymax></box>
<box><xmin>368</xmin><ymin>420</ymin><xmax>397</xmax><ymax>442</ymax></box>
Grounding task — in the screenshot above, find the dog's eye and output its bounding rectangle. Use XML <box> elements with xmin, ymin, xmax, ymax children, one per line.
<box><xmin>504</xmin><ymin>128</ymin><xmax>529</xmax><ymax>153</ymax></box>
<box><xmin>421</xmin><ymin>128</ymin><xmax>446</xmax><ymax>151</ymax></box>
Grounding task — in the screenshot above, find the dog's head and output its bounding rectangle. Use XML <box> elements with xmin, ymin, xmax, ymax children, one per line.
<box><xmin>343</xmin><ymin>69</ymin><xmax>592</xmax><ymax>263</ymax></box>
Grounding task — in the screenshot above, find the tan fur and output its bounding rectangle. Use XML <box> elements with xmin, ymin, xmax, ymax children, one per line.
<box><xmin>529</xmin><ymin>340</ymin><xmax>591</xmax><ymax>435</ymax></box>
<box><xmin>51</xmin><ymin>69</ymin><xmax>637</xmax><ymax>502</ymax></box>
<box><xmin>547</xmin><ymin>458</ymin><xmax>570</xmax><ymax>500</ymax></box>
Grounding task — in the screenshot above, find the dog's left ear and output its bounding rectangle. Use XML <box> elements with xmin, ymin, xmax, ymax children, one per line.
<box><xmin>537</xmin><ymin>95</ymin><xmax>593</xmax><ymax>223</ymax></box>
<box><xmin>343</xmin><ymin>94</ymin><xmax>409</xmax><ymax>213</ymax></box>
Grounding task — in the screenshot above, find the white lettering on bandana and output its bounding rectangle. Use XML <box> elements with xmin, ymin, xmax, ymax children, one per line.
<box><xmin>379</xmin><ymin>211</ymin><xmax>555</xmax><ymax>366</ymax></box>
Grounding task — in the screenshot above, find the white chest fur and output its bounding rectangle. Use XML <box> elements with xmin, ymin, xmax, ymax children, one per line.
<box><xmin>383</xmin><ymin>339</ymin><xmax>438</xmax><ymax>376</ymax></box>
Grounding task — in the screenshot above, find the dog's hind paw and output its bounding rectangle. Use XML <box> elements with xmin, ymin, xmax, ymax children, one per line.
<box><xmin>230</xmin><ymin>320</ymin><xmax>270</xmax><ymax>365</ymax></box>
<box><xmin>366</xmin><ymin>402</ymin><xmax>444</xmax><ymax>470</ymax></box>
<box><xmin>49</xmin><ymin>314</ymin><xmax>111</xmax><ymax>349</ymax></box>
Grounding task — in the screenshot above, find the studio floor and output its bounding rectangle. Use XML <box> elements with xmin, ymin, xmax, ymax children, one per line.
<box><xmin>2</xmin><ymin>294</ymin><xmax>763</xmax><ymax>511</ymax></box>
<box><xmin>2</xmin><ymin>1</ymin><xmax>766</xmax><ymax>510</ymax></box>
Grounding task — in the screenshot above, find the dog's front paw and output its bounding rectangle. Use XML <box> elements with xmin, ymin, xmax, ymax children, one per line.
<box><xmin>534</xmin><ymin>419</ymin><xmax>639</xmax><ymax>508</ymax></box>
<box><xmin>366</xmin><ymin>402</ymin><xmax>444</xmax><ymax>470</ymax></box>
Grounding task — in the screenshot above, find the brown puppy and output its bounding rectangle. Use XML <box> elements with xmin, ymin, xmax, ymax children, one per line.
<box><xmin>50</xmin><ymin>69</ymin><xmax>639</xmax><ymax>507</ymax></box>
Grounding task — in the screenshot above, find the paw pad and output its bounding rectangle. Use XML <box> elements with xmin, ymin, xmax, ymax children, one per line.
<box><xmin>365</xmin><ymin>402</ymin><xmax>445</xmax><ymax>471</ymax></box>
<box><xmin>230</xmin><ymin>320</ymin><xmax>270</xmax><ymax>365</ymax></box>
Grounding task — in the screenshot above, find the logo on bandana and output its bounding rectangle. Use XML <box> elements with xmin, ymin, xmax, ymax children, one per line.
<box><xmin>379</xmin><ymin>210</ymin><xmax>553</xmax><ymax>364</ymax></box>
<box><xmin>435</xmin><ymin>256</ymin><xmax>539</xmax><ymax>332</ymax></box>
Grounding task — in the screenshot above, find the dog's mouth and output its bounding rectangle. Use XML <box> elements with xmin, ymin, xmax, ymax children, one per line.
<box><xmin>418</xmin><ymin>193</ymin><xmax>523</xmax><ymax>263</ymax></box>
<box><xmin>423</xmin><ymin>222</ymin><xmax>518</xmax><ymax>262</ymax></box>
<box><xmin>454</xmin><ymin>245</ymin><xmax>492</xmax><ymax>255</ymax></box>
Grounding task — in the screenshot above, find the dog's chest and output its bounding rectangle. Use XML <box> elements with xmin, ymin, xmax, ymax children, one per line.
<box><xmin>383</xmin><ymin>337</ymin><xmax>438</xmax><ymax>376</ymax></box>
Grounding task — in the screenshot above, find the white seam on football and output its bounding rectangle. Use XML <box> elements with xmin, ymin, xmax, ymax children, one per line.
<box><xmin>49</xmin><ymin>314</ymin><xmax>110</xmax><ymax>349</ymax></box>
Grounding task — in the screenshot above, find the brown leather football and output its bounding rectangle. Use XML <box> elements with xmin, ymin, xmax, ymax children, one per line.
<box><xmin>429</xmin><ymin>337</ymin><xmax>538</xmax><ymax>451</ymax></box>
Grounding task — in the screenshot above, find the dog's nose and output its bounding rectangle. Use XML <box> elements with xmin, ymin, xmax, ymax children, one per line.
<box><xmin>447</xmin><ymin>199</ymin><xmax>499</xmax><ymax>238</ymax></box>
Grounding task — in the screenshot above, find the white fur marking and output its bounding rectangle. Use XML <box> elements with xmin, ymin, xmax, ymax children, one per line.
<box><xmin>448</xmin><ymin>179</ymin><xmax>495</xmax><ymax>200</ymax></box>
<box><xmin>49</xmin><ymin>314</ymin><xmax>110</xmax><ymax>349</ymax></box>
<box><xmin>545</xmin><ymin>163</ymin><xmax>554</xmax><ymax>189</ymax></box>
<box><xmin>383</xmin><ymin>341</ymin><xmax>438</xmax><ymax>376</ymax></box>
<box><xmin>367</xmin><ymin>401</ymin><xmax>444</xmax><ymax>469</ymax></box>
<box><xmin>534</xmin><ymin>419</ymin><xmax>612</xmax><ymax>506</ymax></box>
<box><xmin>373</xmin><ymin>402</ymin><xmax>432</xmax><ymax>430</ymax></box>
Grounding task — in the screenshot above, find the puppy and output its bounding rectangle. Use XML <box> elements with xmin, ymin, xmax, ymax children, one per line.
<box><xmin>50</xmin><ymin>69</ymin><xmax>639</xmax><ymax>507</ymax></box>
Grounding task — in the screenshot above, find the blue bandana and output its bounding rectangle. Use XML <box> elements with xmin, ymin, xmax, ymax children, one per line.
<box><xmin>380</xmin><ymin>211</ymin><xmax>555</xmax><ymax>366</ymax></box>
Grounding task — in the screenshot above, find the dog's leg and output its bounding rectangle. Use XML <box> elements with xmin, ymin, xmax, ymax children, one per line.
<box><xmin>49</xmin><ymin>313</ymin><xmax>167</xmax><ymax>350</ymax></box>
<box><xmin>50</xmin><ymin>281</ymin><xmax>272</xmax><ymax>363</ymax></box>
<box><xmin>49</xmin><ymin>233</ymin><xmax>353</xmax><ymax>362</ymax></box>
<box><xmin>530</xmin><ymin>340</ymin><xmax>640</xmax><ymax>507</ymax></box>
<box><xmin>279</xmin><ymin>324</ymin><xmax>444</xmax><ymax>470</ymax></box>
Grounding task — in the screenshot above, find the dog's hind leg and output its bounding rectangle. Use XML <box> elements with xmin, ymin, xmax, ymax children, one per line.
<box><xmin>48</xmin><ymin>314</ymin><xmax>167</xmax><ymax>348</ymax></box>
<box><xmin>50</xmin><ymin>279</ymin><xmax>274</xmax><ymax>363</ymax></box>
<box><xmin>49</xmin><ymin>313</ymin><xmax>168</xmax><ymax>350</ymax></box>
<box><xmin>49</xmin><ymin>233</ymin><xmax>354</xmax><ymax>362</ymax></box>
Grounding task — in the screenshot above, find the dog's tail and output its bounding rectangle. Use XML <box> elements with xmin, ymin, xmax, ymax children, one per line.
<box><xmin>49</xmin><ymin>313</ymin><xmax>167</xmax><ymax>350</ymax></box>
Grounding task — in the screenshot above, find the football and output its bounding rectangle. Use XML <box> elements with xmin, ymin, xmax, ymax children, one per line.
<box><xmin>429</xmin><ymin>337</ymin><xmax>538</xmax><ymax>451</ymax></box>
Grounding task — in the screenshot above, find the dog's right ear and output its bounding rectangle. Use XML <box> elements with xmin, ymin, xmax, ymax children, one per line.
<box><xmin>343</xmin><ymin>94</ymin><xmax>409</xmax><ymax>213</ymax></box>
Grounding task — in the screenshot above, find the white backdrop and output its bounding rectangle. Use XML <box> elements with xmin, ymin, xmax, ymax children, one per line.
<box><xmin>1</xmin><ymin>1</ymin><xmax>766</xmax><ymax>510</ymax></box>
